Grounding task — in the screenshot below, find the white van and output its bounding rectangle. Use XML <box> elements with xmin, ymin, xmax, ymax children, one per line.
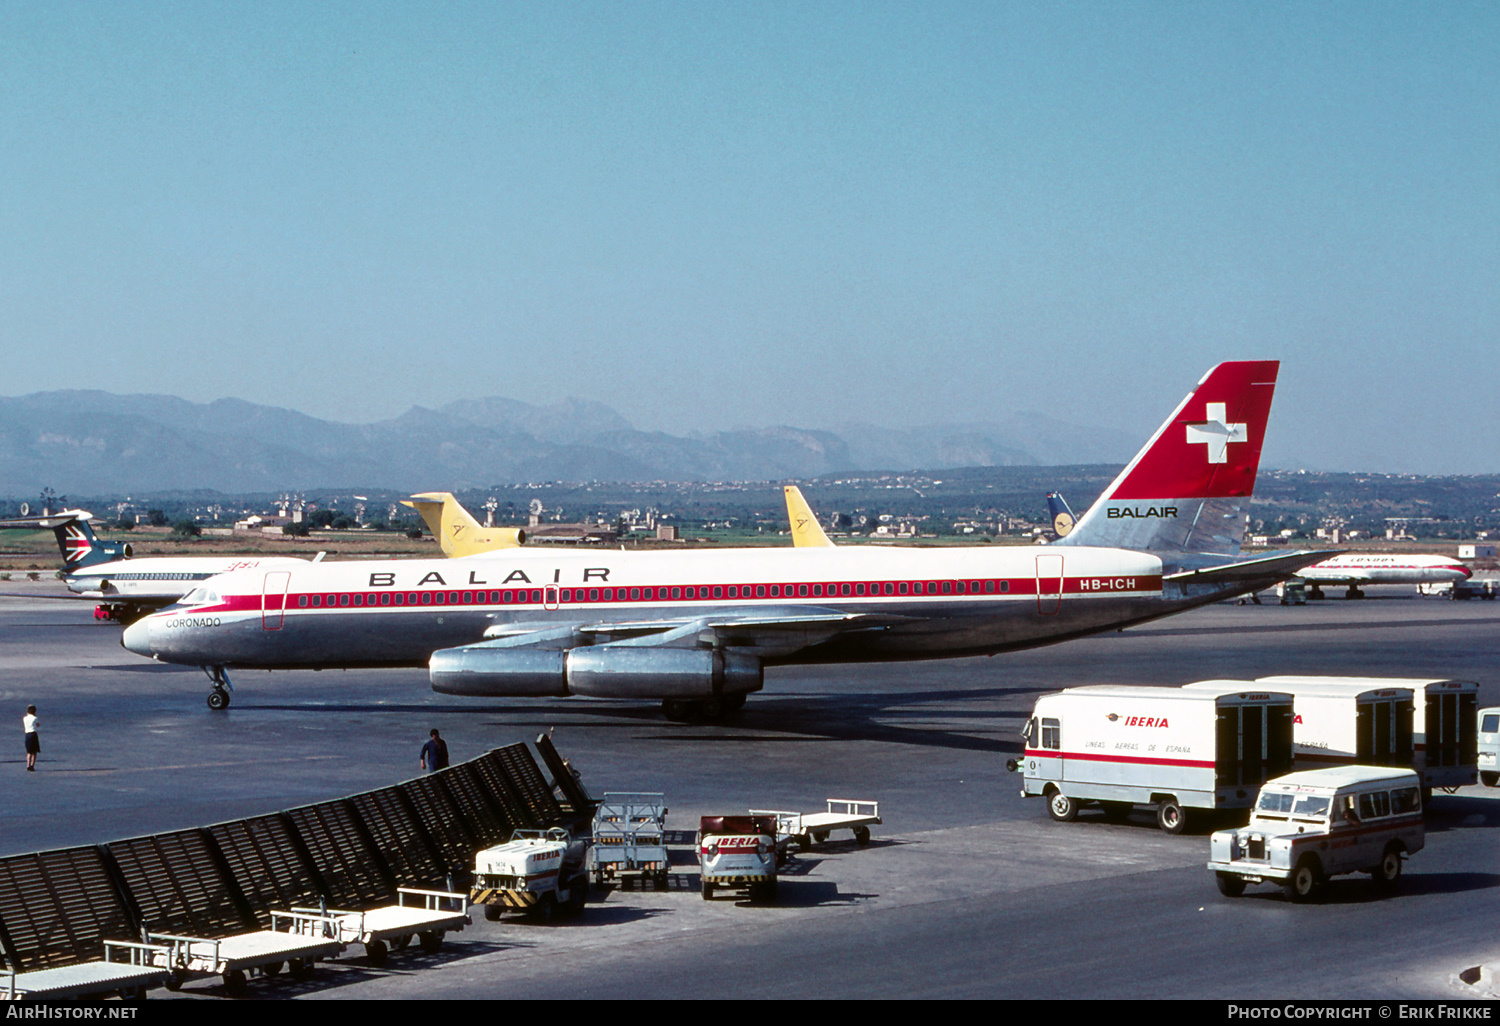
<box><xmin>1015</xmin><ymin>684</ymin><xmax>1295</xmax><ymax>833</ymax></box>
<box><xmin>1479</xmin><ymin>707</ymin><xmax>1499</xmax><ymax>787</ymax></box>
<box><xmin>1207</xmin><ymin>766</ymin><xmax>1424</xmax><ymax>902</ymax></box>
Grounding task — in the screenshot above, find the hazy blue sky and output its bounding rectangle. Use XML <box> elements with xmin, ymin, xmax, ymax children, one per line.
<box><xmin>2</xmin><ymin>2</ymin><xmax>1497</xmax><ymax>473</ymax></box>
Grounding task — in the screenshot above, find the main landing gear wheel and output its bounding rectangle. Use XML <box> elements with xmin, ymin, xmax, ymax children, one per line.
<box><xmin>207</xmin><ymin>688</ymin><xmax>230</xmax><ymax>710</ymax></box>
<box><xmin>661</xmin><ymin>696</ymin><xmax>744</xmax><ymax>723</ymax></box>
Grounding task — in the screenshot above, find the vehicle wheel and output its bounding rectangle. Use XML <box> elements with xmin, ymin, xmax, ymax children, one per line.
<box><xmin>799</xmin><ymin>832</ymin><xmax>815</xmax><ymax>850</ymax></box>
<box><xmin>1284</xmin><ymin>857</ymin><xmax>1322</xmax><ymax>903</ymax></box>
<box><xmin>1482</xmin><ymin>771</ymin><xmax>1499</xmax><ymax>788</ymax></box>
<box><xmin>532</xmin><ymin>895</ymin><xmax>556</xmax><ymax>925</ymax></box>
<box><xmin>567</xmin><ymin>880</ymin><xmax>588</xmax><ymax>916</ymax></box>
<box><xmin>483</xmin><ymin>903</ymin><xmax>503</xmax><ymax>922</ymax></box>
<box><xmin>391</xmin><ymin>934</ymin><xmax>411</xmax><ymax>950</ymax></box>
<box><xmin>222</xmin><ymin>969</ymin><xmax>247</xmax><ymax>997</ymax></box>
<box><xmin>365</xmin><ymin>940</ymin><xmax>388</xmax><ymax>966</ymax></box>
<box><xmin>701</xmin><ymin>880</ymin><xmax>714</xmax><ymax>900</ymax></box>
<box><xmin>1215</xmin><ymin>872</ymin><xmax>1246</xmax><ymax>897</ymax></box>
<box><xmin>662</xmin><ymin>699</ymin><xmax>692</xmax><ymax>722</ymax></box>
<box><xmin>288</xmin><ymin>957</ymin><xmax>314</xmax><ymax>980</ymax></box>
<box><xmin>1156</xmin><ymin>798</ymin><xmax>1187</xmax><ymax>835</ymax></box>
<box><xmin>164</xmin><ymin>969</ymin><xmax>185</xmax><ymax>992</ymax></box>
<box><xmin>261</xmin><ymin>960</ymin><xmax>283</xmax><ymax>976</ymax></box>
<box><xmin>419</xmin><ymin>930</ymin><xmax>444</xmax><ymax>952</ymax></box>
<box><xmin>1046</xmin><ymin>790</ymin><xmax>1079</xmax><ymax>822</ymax></box>
<box><xmin>207</xmin><ymin>689</ymin><xmax>230</xmax><ymax>711</ymax></box>
<box><xmin>1372</xmin><ymin>845</ymin><xmax>1403</xmax><ymax>891</ymax></box>
<box><xmin>853</xmin><ymin>826</ymin><xmax>871</xmax><ymax>846</ymax></box>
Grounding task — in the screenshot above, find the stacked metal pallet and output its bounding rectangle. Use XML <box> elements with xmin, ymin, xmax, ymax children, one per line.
<box><xmin>0</xmin><ymin>739</ymin><xmax>580</xmax><ymax>999</ymax></box>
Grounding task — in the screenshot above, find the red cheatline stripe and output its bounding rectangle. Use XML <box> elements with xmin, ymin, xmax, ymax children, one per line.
<box><xmin>1025</xmin><ymin>748</ymin><xmax>1214</xmax><ymax>769</ymax></box>
<box><xmin>178</xmin><ymin>574</ymin><xmax>1164</xmax><ymax>617</ymax></box>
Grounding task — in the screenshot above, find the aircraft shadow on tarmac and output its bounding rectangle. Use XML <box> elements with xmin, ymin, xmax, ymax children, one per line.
<box><xmin>236</xmin><ymin>683</ymin><xmax>1049</xmax><ymax>756</ymax></box>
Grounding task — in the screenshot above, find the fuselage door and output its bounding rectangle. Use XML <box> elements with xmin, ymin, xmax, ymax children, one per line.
<box><xmin>263</xmin><ymin>571</ymin><xmax>291</xmax><ymax>630</ymax></box>
<box><xmin>1036</xmin><ymin>554</ymin><xmax>1063</xmax><ymax>615</ymax></box>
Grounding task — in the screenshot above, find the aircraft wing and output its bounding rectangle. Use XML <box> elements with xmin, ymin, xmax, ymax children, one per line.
<box><xmin>1164</xmin><ymin>550</ymin><xmax>1343</xmax><ymax>586</ymax></box>
<box><xmin>480</xmin><ymin>608</ymin><xmax>917</xmax><ymax>658</ymax></box>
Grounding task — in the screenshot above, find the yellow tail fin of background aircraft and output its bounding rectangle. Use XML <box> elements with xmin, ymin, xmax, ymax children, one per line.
<box><xmin>402</xmin><ymin>493</ymin><xmax>526</xmax><ymax>557</ymax></box>
<box><xmin>783</xmin><ymin>486</ymin><xmax>835</xmax><ymax>547</ymax></box>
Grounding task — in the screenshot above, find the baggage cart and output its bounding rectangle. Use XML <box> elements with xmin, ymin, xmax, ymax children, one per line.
<box><xmin>147</xmin><ymin>910</ymin><xmax>346</xmax><ymax>997</ymax></box>
<box><xmin>587</xmin><ymin>792</ymin><xmax>670</xmax><ymax>889</ymax></box>
<box><xmin>1</xmin><ymin>941</ymin><xmax>170</xmax><ymax>1000</ymax></box>
<box><xmin>297</xmin><ymin>887</ymin><xmax>469</xmax><ymax>964</ymax></box>
<box><xmin>749</xmin><ymin>799</ymin><xmax>881</xmax><ymax>853</ymax></box>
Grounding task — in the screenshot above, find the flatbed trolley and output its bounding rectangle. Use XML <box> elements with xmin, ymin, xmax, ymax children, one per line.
<box><xmin>2</xmin><ymin>941</ymin><xmax>170</xmax><ymax>1000</ymax></box>
<box><xmin>148</xmin><ymin>910</ymin><xmax>346</xmax><ymax>997</ymax></box>
<box><xmin>295</xmin><ymin>887</ymin><xmax>470</xmax><ymax>965</ymax></box>
<box><xmin>750</xmin><ymin>799</ymin><xmax>881</xmax><ymax>853</ymax></box>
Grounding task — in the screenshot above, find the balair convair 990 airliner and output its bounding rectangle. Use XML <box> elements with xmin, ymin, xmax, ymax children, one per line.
<box><xmin>124</xmin><ymin>361</ymin><xmax>1331</xmax><ymax>719</ymax></box>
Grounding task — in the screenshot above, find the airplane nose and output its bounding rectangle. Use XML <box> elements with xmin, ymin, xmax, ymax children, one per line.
<box><xmin>121</xmin><ymin>617</ymin><xmax>154</xmax><ymax>657</ymax></box>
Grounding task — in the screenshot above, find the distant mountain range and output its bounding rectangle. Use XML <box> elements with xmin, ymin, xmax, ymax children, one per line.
<box><xmin>0</xmin><ymin>390</ymin><xmax>1139</xmax><ymax>496</ymax></box>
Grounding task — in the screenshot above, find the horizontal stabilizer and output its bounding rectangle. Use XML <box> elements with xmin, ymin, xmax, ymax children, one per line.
<box><xmin>1164</xmin><ymin>550</ymin><xmax>1343</xmax><ymax>586</ymax></box>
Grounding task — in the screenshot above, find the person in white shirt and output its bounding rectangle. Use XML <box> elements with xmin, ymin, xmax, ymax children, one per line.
<box><xmin>23</xmin><ymin>705</ymin><xmax>38</xmax><ymax>771</ymax></box>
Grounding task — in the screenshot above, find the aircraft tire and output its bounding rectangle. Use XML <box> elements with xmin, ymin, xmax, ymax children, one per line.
<box><xmin>207</xmin><ymin>689</ymin><xmax>230</xmax><ymax>711</ymax></box>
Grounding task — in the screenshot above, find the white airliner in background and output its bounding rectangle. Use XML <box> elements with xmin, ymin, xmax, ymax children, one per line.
<box><xmin>124</xmin><ymin>361</ymin><xmax>1331</xmax><ymax>718</ymax></box>
<box><xmin>0</xmin><ymin>509</ymin><xmax>310</xmax><ymax>623</ymax></box>
<box><xmin>1294</xmin><ymin>553</ymin><xmax>1471</xmax><ymax>599</ymax></box>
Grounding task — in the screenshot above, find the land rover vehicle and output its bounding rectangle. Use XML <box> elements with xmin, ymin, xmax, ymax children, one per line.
<box><xmin>1207</xmin><ymin>766</ymin><xmax>1424</xmax><ymax>902</ymax></box>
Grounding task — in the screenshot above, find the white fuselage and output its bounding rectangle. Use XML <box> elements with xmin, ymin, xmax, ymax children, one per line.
<box><xmin>1297</xmin><ymin>553</ymin><xmax>1469</xmax><ymax>587</ymax></box>
<box><xmin>66</xmin><ymin>555</ymin><xmax>309</xmax><ymax>606</ymax></box>
<box><xmin>122</xmin><ymin>543</ymin><xmax>1184</xmax><ymax>670</ymax></box>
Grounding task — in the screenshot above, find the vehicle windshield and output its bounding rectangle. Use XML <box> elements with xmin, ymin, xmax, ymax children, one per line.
<box><xmin>1255</xmin><ymin>791</ymin><xmax>1295</xmax><ymax>816</ymax></box>
<box><xmin>1291</xmin><ymin>795</ymin><xmax>1331</xmax><ymax>820</ymax></box>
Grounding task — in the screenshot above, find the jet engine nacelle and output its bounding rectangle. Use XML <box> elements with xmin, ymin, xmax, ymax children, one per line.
<box><xmin>429</xmin><ymin>644</ymin><xmax>763</xmax><ymax>699</ymax></box>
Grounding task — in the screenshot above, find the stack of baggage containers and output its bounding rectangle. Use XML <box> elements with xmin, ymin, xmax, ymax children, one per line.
<box><xmin>1185</xmin><ymin>679</ymin><xmax>1416</xmax><ymax>776</ymax></box>
<box><xmin>1255</xmin><ymin>677</ymin><xmax>1477</xmax><ymax>794</ymax></box>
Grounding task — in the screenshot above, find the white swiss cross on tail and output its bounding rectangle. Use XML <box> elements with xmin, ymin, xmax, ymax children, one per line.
<box><xmin>1185</xmin><ymin>402</ymin><xmax>1248</xmax><ymax>464</ymax></box>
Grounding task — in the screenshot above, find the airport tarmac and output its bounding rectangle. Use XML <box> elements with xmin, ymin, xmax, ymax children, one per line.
<box><xmin>2</xmin><ymin>577</ymin><xmax>1498</xmax><ymax>1000</ymax></box>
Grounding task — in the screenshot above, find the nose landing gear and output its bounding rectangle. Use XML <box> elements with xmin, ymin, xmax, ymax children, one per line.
<box><xmin>202</xmin><ymin>665</ymin><xmax>233</xmax><ymax>710</ymax></box>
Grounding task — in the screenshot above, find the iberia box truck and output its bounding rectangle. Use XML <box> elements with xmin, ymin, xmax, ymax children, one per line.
<box><xmin>1255</xmin><ymin>677</ymin><xmax>1476</xmax><ymax>791</ymax></box>
<box><xmin>1012</xmin><ymin>683</ymin><xmax>1294</xmax><ymax>833</ymax></box>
